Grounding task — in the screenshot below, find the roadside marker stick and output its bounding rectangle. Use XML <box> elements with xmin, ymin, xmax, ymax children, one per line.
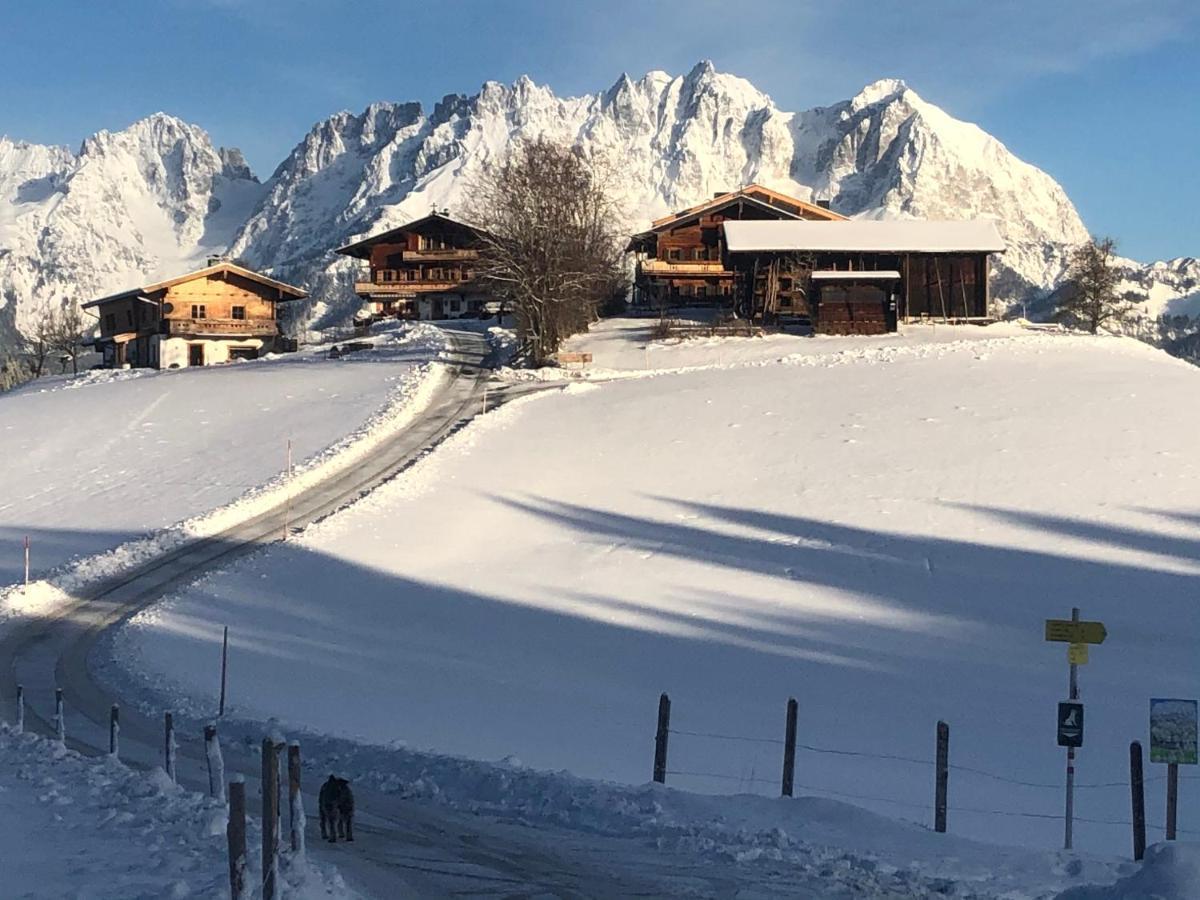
<box><xmin>23</xmin><ymin>535</ymin><xmax>30</xmax><ymax>588</ymax></box>
<box><xmin>164</xmin><ymin>712</ymin><xmax>177</xmax><ymax>783</ymax></box>
<box><xmin>109</xmin><ymin>704</ymin><xmax>119</xmax><ymax>758</ymax></box>
<box><xmin>15</xmin><ymin>683</ymin><xmax>23</xmax><ymax>733</ymax></box>
<box><xmin>218</xmin><ymin>625</ymin><xmax>228</xmax><ymax>717</ymax></box>
<box><xmin>54</xmin><ymin>687</ymin><xmax>65</xmax><ymax>744</ymax></box>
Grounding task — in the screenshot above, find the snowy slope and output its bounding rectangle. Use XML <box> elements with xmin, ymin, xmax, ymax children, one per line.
<box><xmin>111</xmin><ymin>325</ymin><xmax>1200</xmax><ymax>863</ymax></box>
<box><xmin>0</xmin><ymin>322</ymin><xmax>445</xmax><ymax>589</ymax></box>
<box><xmin>2</xmin><ymin>63</ymin><xmax>1189</xmax><ymax>341</ymax></box>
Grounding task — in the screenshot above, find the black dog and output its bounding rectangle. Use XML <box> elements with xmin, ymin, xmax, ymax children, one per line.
<box><xmin>318</xmin><ymin>775</ymin><xmax>354</xmax><ymax>843</ymax></box>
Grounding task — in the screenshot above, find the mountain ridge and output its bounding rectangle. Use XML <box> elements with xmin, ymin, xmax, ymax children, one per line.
<box><xmin>1</xmin><ymin>63</ymin><xmax>1194</xmax><ymax>339</ymax></box>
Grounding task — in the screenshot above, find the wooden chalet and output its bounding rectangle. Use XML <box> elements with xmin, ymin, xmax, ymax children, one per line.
<box><xmin>626</xmin><ymin>184</ymin><xmax>845</xmax><ymax>308</ymax></box>
<box><xmin>82</xmin><ymin>261</ymin><xmax>305</xmax><ymax>369</ymax></box>
<box><xmin>721</xmin><ymin>219</ymin><xmax>1006</xmax><ymax>335</ymax></box>
<box><xmin>335</xmin><ymin>212</ymin><xmax>492</xmax><ymax>321</ymax></box>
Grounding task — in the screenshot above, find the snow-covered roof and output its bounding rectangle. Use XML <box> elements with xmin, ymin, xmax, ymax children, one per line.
<box><xmin>723</xmin><ymin>219</ymin><xmax>1006</xmax><ymax>254</ymax></box>
<box><xmin>810</xmin><ymin>270</ymin><xmax>901</xmax><ymax>280</ymax></box>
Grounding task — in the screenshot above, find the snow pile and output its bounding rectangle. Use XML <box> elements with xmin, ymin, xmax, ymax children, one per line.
<box><xmin>0</xmin><ymin>724</ymin><xmax>351</xmax><ymax>898</ymax></box>
<box><xmin>0</xmin><ymin>321</ymin><xmax>449</xmax><ymax>616</ymax></box>
<box><xmin>1057</xmin><ymin>843</ymin><xmax>1200</xmax><ymax>899</ymax></box>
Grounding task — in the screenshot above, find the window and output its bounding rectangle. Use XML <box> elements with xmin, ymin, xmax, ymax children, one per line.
<box><xmin>449</xmin><ymin>298</ymin><xmax>461</xmax><ymax>313</ymax></box>
<box><xmin>667</xmin><ymin>248</ymin><xmax>682</xmax><ymax>261</ymax></box>
<box><xmin>104</xmin><ymin>313</ymin><xmax>116</xmax><ymax>332</ymax></box>
<box><xmin>694</xmin><ymin>248</ymin><xmax>707</xmax><ymax>261</ymax></box>
<box><xmin>231</xmin><ymin>306</ymin><xmax>246</xmax><ymax>320</ymax></box>
<box><xmin>192</xmin><ymin>304</ymin><xmax>206</xmax><ymax>319</ymax></box>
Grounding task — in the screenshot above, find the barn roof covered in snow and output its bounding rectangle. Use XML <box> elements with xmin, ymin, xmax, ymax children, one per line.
<box><xmin>722</xmin><ymin>219</ymin><xmax>1006</xmax><ymax>254</ymax></box>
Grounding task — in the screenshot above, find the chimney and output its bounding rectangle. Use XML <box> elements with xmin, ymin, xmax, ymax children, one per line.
<box><xmin>206</xmin><ymin>254</ymin><xmax>228</xmax><ymax>267</ymax></box>
<box><xmin>815</xmin><ymin>199</ymin><xmax>832</xmax><ymax>210</ymax></box>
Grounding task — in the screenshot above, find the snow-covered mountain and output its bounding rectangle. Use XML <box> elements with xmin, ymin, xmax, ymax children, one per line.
<box><xmin>1</xmin><ymin>61</ymin><xmax>1192</xmax><ymax>338</ymax></box>
<box><xmin>0</xmin><ymin>115</ymin><xmax>264</xmax><ymax>339</ymax></box>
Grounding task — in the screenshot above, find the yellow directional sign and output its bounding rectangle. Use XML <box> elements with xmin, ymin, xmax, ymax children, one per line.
<box><xmin>1067</xmin><ymin>642</ymin><xmax>1089</xmax><ymax>665</ymax></box>
<box><xmin>1045</xmin><ymin>619</ymin><xmax>1108</xmax><ymax>644</ymax></box>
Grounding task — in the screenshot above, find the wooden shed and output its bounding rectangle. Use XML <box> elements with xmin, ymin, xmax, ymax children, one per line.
<box><xmin>721</xmin><ymin>219</ymin><xmax>1006</xmax><ymax>334</ymax></box>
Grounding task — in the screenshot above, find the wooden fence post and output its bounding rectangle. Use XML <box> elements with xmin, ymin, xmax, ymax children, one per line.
<box><xmin>205</xmin><ymin>724</ymin><xmax>225</xmax><ymax>802</ymax></box>
<box><xmin>1166</xmin><ymin>761</ymin><xmax>1179</xmax><ymax>841</ymax></box>
<box><xmin>262</xmin><ymin>738</ymin><xmax>279</xmax><ymax>900</ymax></box>
<box><xmin>781</xmin><ymin>697</ymin><xmax>798</xmax><ymax>798</ymax></box>
<box><xmin>934</xmin><ymin>720</ymin><xmax>949</xmax><ymax>833</ymax></box>
<box><xmin>15</xmin><ymin>683</ymin><xmax>23</xmax><ymax>733</ymax></box>
<box><xmin>109</xmin><ymin>704</ymin><xmax>119</xmax><ymax>758</ymax></box>
<box><xmin>1130</xmin><ymin>741</ymin><xmax>1146</xmax><ymax>861</ymax></box>
<box><xmin>227</xmin><ymin>776</ymin><xmax>247</xmax><ymax>900</ymax></box>
<box><xmin>164</xmin><ymin>712</ymin><xmax>177</xmax><ymax>783</ymax></box>
<box><xmin>54</xmin><ymin>688</ymin><xmax>65</xmax><ymax>744</ymax></box>
<box><xmin>288</xmin><ymin>742</ymin><xmax>304</xmax><ymax>854</ymax></box>
<box><xmin>653</xmin><ymin>692</ymin><xmax>671</xmax><ymax>784</ymax></box>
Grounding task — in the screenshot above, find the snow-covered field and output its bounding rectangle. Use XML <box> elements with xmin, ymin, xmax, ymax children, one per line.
<box><xmin>0</xmin><ymin>725</ymin><xmax>349</xmax><ymax>898</ymax></box>
<box><xmin>0</xmin><ymin>322</ymin><xmax>446</xmax><ymax>591</ymax></box>
<box><xmin>107</xmin><ymin>321</ymin><xmax>1200</xmax><ymax>890</ymax></box>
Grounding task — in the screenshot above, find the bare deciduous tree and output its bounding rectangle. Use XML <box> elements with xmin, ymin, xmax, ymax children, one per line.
<box><xmin>1055</xmin><ymin>236</ymin><xmax>1136</xmax><ymax>334</ymax></box>
<box><xmin>23</xmin><ymin>303</ymin><xmax>57</xmax><ymax>378</ymax></box>
<box><xmin>464</xmin><ymin>137</ymin><xmax>626</xmax><ymax>365</ymax></box>
<box><xmin>50</xmin><ymin>302</ymin><xmax>89</xmax><ymax>374</ymax></box>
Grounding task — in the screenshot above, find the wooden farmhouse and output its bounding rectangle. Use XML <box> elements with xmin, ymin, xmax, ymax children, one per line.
<box><xmin>721</xmin><ymin>219</ymin><xmax>1006</xmax><ymax>334</ymax></box>
<box><xmin>626</xmin><ymin>184</ymin><xmax>846</xmax><ymax>308</ymax></box>
<box><xmin>83</xmin><ymin>261</ymin><xmax>304</xmax><ymax>369</ymax></box>
<box><xmin>336</xmin><ymin>212</ymin><xmax>493</xmax><ymax>321</ymax></box>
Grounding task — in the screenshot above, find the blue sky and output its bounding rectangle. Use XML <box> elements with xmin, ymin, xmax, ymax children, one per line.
<box><xmin>2</xmin><ymin>1</ymin><xmax>1196</xmax><ymax>261</ymax></box>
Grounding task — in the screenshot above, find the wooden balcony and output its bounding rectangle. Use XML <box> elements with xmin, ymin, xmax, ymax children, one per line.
<box><xmin>402</xmin><ymin>248</ymin><xmax>480</xmax><ymax>261</ymax></box>
<box><xmin>639</xmin><ymin>259</ymin><xmax>729</xmax><ymax>276</ymax></box>
<box><xmin>163</xmin><ymin>318</ymin><xmax>278</xmax><ymax>337</ymax></box>
<box><xmin>355</xmin><ymin>267</ymin><xmax>478</xmax><ymax>296</ymax></box>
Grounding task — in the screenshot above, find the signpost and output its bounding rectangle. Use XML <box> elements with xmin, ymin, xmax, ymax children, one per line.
<box><xmin>1057</xmin><ymin>702</ymin><xmax>1084</xmax><ymax>748</ymax></box>
<box><xmin>1149</xmin><ymin>698</ymin><xmax>1197</xmax><ymax>841</ymax></box>
<box><xmin>1045</xmin><ymin>607</ymin><xmax>1107</xmax><ymax>851</ymax></box>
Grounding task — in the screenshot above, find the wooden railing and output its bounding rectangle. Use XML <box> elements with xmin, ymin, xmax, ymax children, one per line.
<box><xmin>402</xmin><ymin>248</ymin><xmax>480</xmax><ymax>261</ymax></box>
<box><xmin>639</xmin><ymin>259</ymin><xmax>728</xmax><ymax>275</ymax></box>
<box><xmin>163</xmin><ymin>318</ymin><xmax>278</xmax><ymax>337</ymax></box>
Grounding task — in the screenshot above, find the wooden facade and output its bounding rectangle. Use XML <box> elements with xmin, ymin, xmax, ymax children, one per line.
<box><xmin>336</xmin><ymin>212</ymin><xmax>493</xmax><ymax>321</ymax></box>
<box><xmin>722</xmin><ymin>219</ymin><xmax>1004</xmax><ymax>335</ymax></box>
<box><xmin>726</xmin><ymin>250</ymin><xmax>992</xmax><ymax>335</ymax></box>
<box><xmin>626</xmin><ymin>185</ymin><xmax>845</xmax><ymax>309</ymax></box>
<box><xmin>83</xmin><ymin>262</ymin><xmax>304</xmax><ymax>369</ymax></box>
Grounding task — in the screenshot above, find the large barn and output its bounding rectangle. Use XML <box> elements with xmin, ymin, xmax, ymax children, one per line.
<box><xmin>721</xmin><ymin>219</ymin><xmax>1006</xmax><ymax>334</ymax></box>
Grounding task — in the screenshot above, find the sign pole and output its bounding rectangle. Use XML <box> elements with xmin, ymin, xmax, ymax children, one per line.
<box><xmin>1064</xmin><ymin>606</ymin><xmax>1079</xmax><ymax>851</ymax></box>
<box><xmin>1166</xmin><ymin>762</ymin><xmax>1179</xmax><ymax>840</ymax></box>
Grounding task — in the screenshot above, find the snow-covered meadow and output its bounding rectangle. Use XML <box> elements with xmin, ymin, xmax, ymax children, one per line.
<box><xmin>109</xmin><ymin>323</ymin><xmax>1200</xmax><ymax>873</ymax></box>
<box><xmin>0</xmin><ymin>322</ymin><xmax>446</xmax><ymax>592</ymax></box>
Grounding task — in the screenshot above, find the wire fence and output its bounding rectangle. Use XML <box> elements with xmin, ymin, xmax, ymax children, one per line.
<box><xmin>661</xmin><ymin>714</ymin><xmax>1200</xmax><ymax>842</ymax></box>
